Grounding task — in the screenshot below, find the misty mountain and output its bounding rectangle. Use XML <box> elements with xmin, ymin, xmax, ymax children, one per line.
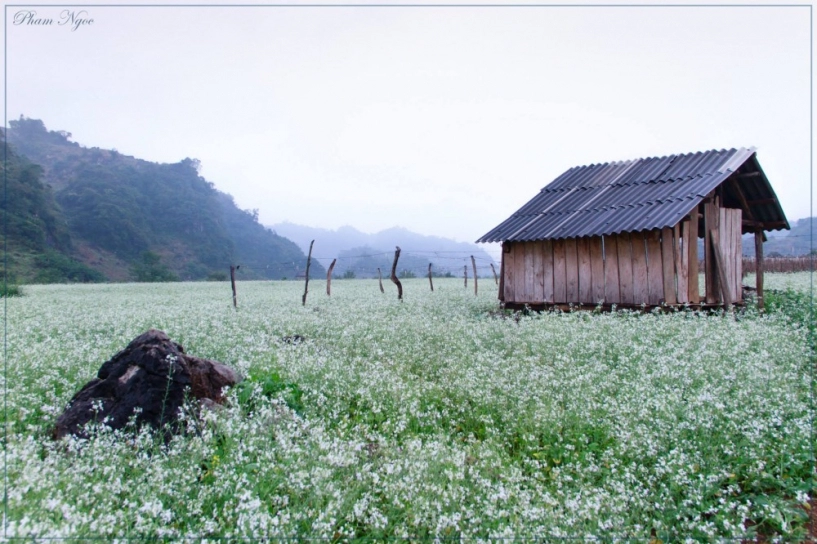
<box><xmin>6</xmin><ymin>117</ymin><xmax>322</xmax><ymax>282</ymax></box>
<box><xmin>268</xmin><ymin>222</ymin><xmax>499</xmax><ymax>278</ymax></box>
<box><xmin>741</xmin><ymin>217</ymin><xmax>814</xmax><ymax>257</ymax></box>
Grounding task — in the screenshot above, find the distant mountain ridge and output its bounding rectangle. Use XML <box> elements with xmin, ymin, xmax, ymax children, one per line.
<box><xmin>269</xmin><ymin>222</ymin><xmax>498</xmax><ymax>278</ymax></box>
<box><xmin>5</xmin><ymin>117</ymin><xmax>322</xmax><ymax>282</ymax></box>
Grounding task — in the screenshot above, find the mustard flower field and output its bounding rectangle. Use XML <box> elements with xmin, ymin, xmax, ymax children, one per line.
<box><xmin>4</xmin><ymin>274</ymin><xmax>814</xmax><ymax>540</ymax></box>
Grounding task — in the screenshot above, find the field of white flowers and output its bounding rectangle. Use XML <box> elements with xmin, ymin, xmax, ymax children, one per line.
<box><xmin>5</xmin><ymin>273</ymin><xmax>814</xmax><ymax>540</ymax></box>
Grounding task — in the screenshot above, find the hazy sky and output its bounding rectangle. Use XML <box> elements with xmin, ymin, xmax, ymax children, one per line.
<box><xmin>5</xmin><ymin>2</ymin><xmax>812</xmax><ymax>248</ymax></box>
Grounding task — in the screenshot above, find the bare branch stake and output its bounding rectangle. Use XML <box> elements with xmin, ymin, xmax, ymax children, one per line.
<box><xmin>377</xmin><ymin>267</ymin><xmax>385</xmax><ymax>293</ymax></box>
<box><xmin>428</xmin><ymin>263</ymin><xmax>434</xmax><ymax>292</ymax></box>
<box><xmin>326</xmin><ymin>258</ymin><xmax>337</xmax><ymax>296</ymax></box>
<box><xmin>230</xmin><ymin>265</ymin><xmax>237</xmax><ymax>308</ymax></box>
<box><xmin>302</xmin><ymin>240</ymin><xmax>314</xmax><ymax>306</ymax></box>
<box><xmin>390</xmin><ymin>246</ymin><xmax>403</xmax><ymax>301</ymax></box>
<box><xmin>471</xmin><ymin>255</ymin><xmax>478</xmax><ymax>296</ymax></box>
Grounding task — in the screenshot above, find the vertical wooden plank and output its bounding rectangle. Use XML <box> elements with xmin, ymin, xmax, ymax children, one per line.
<box><xmin>646</xmin><ymin>229</ymin><xmax>664</xmax><ymax>305</ymax></box>
<box><xmin>711</xmin><ymin>232</ymin><xmax>733</xmax><ymax>308</ymax></box>
<box><xmin>631</xmin><ymin>231</ymin><xmax>649</xmax><ymax>305</ymax></box>
<box><xmin>577</xmin><ymin>237</ymin><xmax>593</xmax><ymax>303</ymax></box>
<box><xmin>733</xmin><ymin>209</ymin><xmax>742</xmax><ymax>302</ymax></box>
<box><xmin>720</xmin><ymin>208</ymin><xmax>732</xmax><ymax>304</ymax></box>
<box><xmin>676</xmin><ymin>222</ymin><xmax>689</xmax><ymax>303</ymax></box>
<box><xmin>515</xmin><ymin>244</ymin><xmax>528</xmax><ymax>302</ymax></box>
<box><xmin>504</xmin><ymin>244</ymin><xmax>515</xmax><ymax>302</ymax></box>
<box><xmin>532</xmin><ymin>241</ymin><xmax>545</xmax><ymax>303</ymax></box>
<box><xmin>617</xmin><ymin>233</ymin><xmax>634</xmax><ymax>305</ymax></box>
<box><xmin>542</xmin><ymin>239</ymin><xmax>554</xmax><ymax>303</ymax></box>
<box><xmin>589</xmin><ymin>236</ymin><xmax>605</xmax><ymax>304</ymax></box>
<box><xmin>603</xmin><ymin>235</ymin><xmax>621</xmax><ymax>304</ymax></box>
<box><xmin>688</xmin><ymin>206</ymin><xmax>700</xmax><ymax>304</ymax></box>
<box><xmin>552</xmin><ymin>239</ymin><xmax>567</xmax><ymax>303</ymax></box>
<box><xmin>498</xmin><ymin>245</ymin><xmax>505</xmax><ymax>302</ymax></box>
<box><xmin>524</xmin><ymin>242</ymin><xmax>536</xmax><ymax>303</ymax></box>
<box><xmin>661</xmin><ymin>227</ymin><xmax>677</xmax><ymax>305</ymax></box>
<box><xmin>564</xmin><ymin>238</ymin><xmax>579</xmax><ymax>303</ymax></box>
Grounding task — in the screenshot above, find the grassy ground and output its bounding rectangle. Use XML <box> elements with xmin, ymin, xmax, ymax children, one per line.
<box><xmin>4</xmin><ymin>274</ymin><xmax>814</xmax><ymax>539</ymax></box>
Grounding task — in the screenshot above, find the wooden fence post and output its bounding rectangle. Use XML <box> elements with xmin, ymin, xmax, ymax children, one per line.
<box><xmin>463</xmin><ymin>265</ymin><xmax>468</xmax><ymax>288</ymax></box>
<box><xmin>490</xmin><ymin>263</ymin><xmax>498</xmax><ymax>285</ymax></box>
<box><xmin>230</xmin><ymin>265</ymin><xmax>238</xmax><ymax>308</ymax></box>
<box><xmin>428</xmin><ymin>263</ymin><xmax>434</xmax><ymax>292</ymax></box>
<box><xmin>377</xmin><ymin>267</ymin><xmax>385</xmax><ymax>293</ymax></box>
<box><xmin>471</xmin><ymin>255</ymin><xmax>478</xmax><ymax>296</ymax></box>
<box><xmin>326</xmin><ymin>258</ymin><xmax>337</xmax><ymax>296</ymax></box>
<box><xmin>390</xmin><ymin>246</ymin><xmax>403</xmax><ymax>301</ymax></box>
<box><xmin>302</xmin><ymin>240</ymin><xmax>314</xmax><ymax>306</ymax></box>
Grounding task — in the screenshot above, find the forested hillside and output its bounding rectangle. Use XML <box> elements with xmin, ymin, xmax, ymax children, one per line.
<box><xmin>5</xmin><ymin>117</ymin><xmax>321</xmax><ymax>282</ymax></box>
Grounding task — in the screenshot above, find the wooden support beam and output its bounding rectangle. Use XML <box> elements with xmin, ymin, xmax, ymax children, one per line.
<box><xmin>745</xmin><ymin>197</ymin><xmax>778</xmax><ymax>206</ymax></box>
<box><xmin>737</xmin><ymin>171</ymin><xmax>761</xmax><ymax>179</ymax></box>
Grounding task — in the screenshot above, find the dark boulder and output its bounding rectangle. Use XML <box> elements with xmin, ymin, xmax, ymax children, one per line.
<box><xmin>53</xmin><ymin>329</ymin><xmax>240</xmax><ymax>440</ymax></box>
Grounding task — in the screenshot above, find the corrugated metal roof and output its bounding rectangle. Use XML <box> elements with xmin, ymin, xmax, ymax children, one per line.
<box><xmin>477</xmin><ymin>148</ymin><xmax>790</xmax><ymax>243</ymax></box>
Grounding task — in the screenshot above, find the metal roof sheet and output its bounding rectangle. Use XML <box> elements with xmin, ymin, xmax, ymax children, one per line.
<box><xmin>477</xmin><ymin>148</ymin><xmax>790</xmax><ymax>243</ymax></box>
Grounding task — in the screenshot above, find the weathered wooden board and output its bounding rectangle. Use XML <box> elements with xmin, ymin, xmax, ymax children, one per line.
<box><xmin>720</xmin><ymin>208</ymin><xmax>732</xmax><ymax>304</ymax></box>
<box><xmin>533</xmin><ymin>241</ymin><xmax>545</xmax><ymax>303</ymax></box>
<box><xmin>589</xmin><ymin>236</ymin><xmax>605</xmax><ymax>304</ymax></box>
<box><xmin>498</xmin><ymin>249</ymin><xmax>505</xmax><ymax>302</ymax></box>
<box><xmin>711</xmin><ymin>231</ymin><xmax>733</xmax><ymax>307</ymax></box>
<box><xmin>564</xmin><ymin>238</ymin><xmax>579</xmax><ymax>303</ymax></box>
<box><xmin>688</xmin><ymin>207</ymin><xmax>700</xmax><ymax>304</ymax></box>
<box><xmin>577</xmin><ymin>237</ymin><xmax>593</xmax><ymax>303</ymax></box>
<box><xmin>646</xmin><ymin>230</ymin><xmax>664</xmax><ymax>305</ymax></box>
<box><xmin>553</xmin><ymin>239</ymin><xmax>567</xmax><ymax>303</ymax></box>
<box><xmin>733</xmin><ymin>209</ymin><xmax>742</xmax><ymax>302</ymax></box>
<box><xmin>631</xmin><ymin>231</ymin><xmax>649</xmax><ymax>305</ymax></box>
<box><xmin>524</xmin><ymin>242</ymin><xmax>536</xmax><ymax>302</ymax></box>
<box><xmin>661</xmin><ymin>227</ymin><xmax>677</xmax><ymax>305</ymax></box>
<box><xmin>542</xmin><ymin>239</ymin><xmax>554</xmax><ymax>303</ymax></box>
<box><xmin>617</xmin><ymin>233</ymin><xmax>634</xmax><ymax>305</ymax></box>
<box><xmin>516</xmin><ymin>243</ymin><xmax>529</xmax><ymax>302</ymax></box>
<box><xmin>503</xmin><ymin>245</ymin><xmax>515</xmax><ymax>301</ymax></box>
<box><xmin>603</xmin><ymin>235</ymin><xmax>620</xmax><ymax>303</ymax></box>
<box><xmin>676</xmin><ymin>222</ymin><xmax>689</xmax><ymax>303</ymax></box>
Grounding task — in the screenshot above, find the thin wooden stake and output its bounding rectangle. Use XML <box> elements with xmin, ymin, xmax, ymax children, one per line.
<box><xmin>463</xmin><ymin>265</ymin><xmax>468</xmax><ymax>287</ymax></box>
<box><xmin>755</xmin><ymin>229</ymin><xmax>765</xmax><ymax>311</ymax></box>
<box><xmin>471</xmin><ymin>255</ymin><xmax>478</xmax><ymax>296</ymax></box>
<box><xmin>390</xmin><ymin>246</ymin><xmax>403</xmax><ymax>301</ymax></box>
<box><xmin>230</xmin><ymin>265</ymin><xmax>237</xmax><ymax>308</ymax></box>
<box><xmin>377</xmin><ymin>267</ymin><xmax>385</xmax><ymax>293</ymax></box>
<box><xmin>428</xmin><ymin>263</ymin><xmax>434</xmax><ymax>292</ymax></box>
<box><xmin>326</xmin><ymin>258</ymin><xmax>337</xmax><ymax>296</ymax></box>
<box><xmin>302</xmin><ymin>240</ymin><xmax>314</xmax><ymax>306</ymax></box>
<box><xmin>490</xmin><ymin>263</ymin><xmax>498</xmax><ymax>285</ymax></box>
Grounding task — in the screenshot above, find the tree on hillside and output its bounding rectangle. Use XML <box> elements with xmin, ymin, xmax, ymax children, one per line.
<box><xmin>130</xmin><ymin>251</ymin><xmax>179</xmax><ymax>282</ymax></box>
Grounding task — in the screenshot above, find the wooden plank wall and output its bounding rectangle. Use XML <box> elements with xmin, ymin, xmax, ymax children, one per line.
<box><xmin>503</xmin><ymin>210</ymin><xmax>744</xmax><ymax>306</ymax></box>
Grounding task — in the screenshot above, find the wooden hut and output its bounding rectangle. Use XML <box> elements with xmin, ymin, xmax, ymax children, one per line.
<box><xmin>477</xmin><ymin>148</ymin><xmax>789</xmax><ymax>310</ymax></box>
